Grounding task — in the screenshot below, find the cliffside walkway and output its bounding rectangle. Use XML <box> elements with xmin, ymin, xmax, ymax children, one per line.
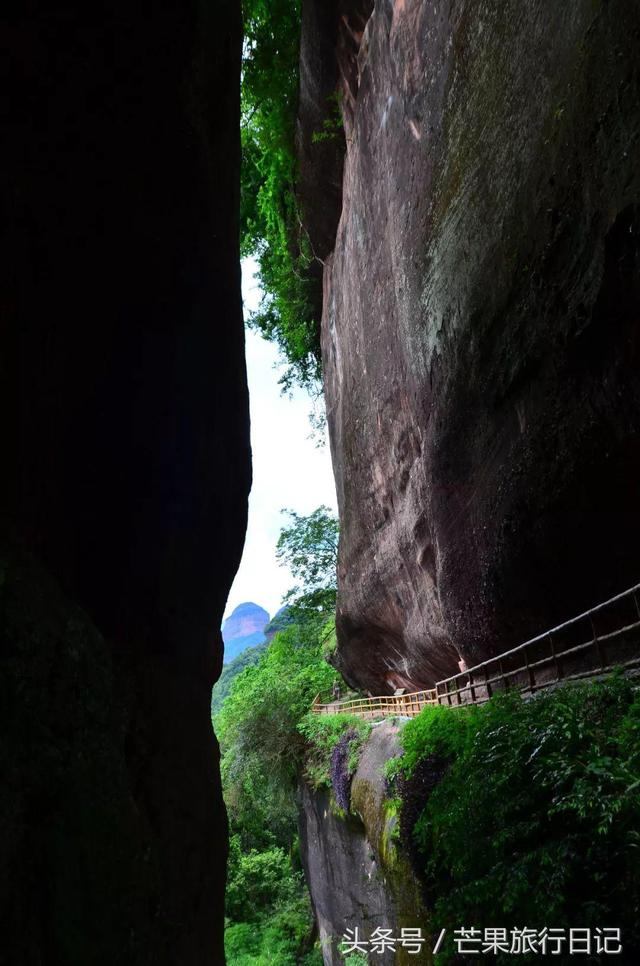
<box><xmin>311</xmin><ymin>582</ymin><xmax>640</xmax><ymax>720</ymax></box>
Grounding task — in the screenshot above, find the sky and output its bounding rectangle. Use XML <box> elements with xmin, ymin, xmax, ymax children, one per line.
<box><xmin>223</xmin><ymin>260</ymin><xmax>338</xmax><ymax>621</ymax></box>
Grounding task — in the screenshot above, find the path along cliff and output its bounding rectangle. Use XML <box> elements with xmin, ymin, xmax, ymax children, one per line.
<box><xmin>297</xmin><ymin>0</ymin><xmax>640</xmax><ymax>696</ymax></box>
<box><xmin>294</xmin><ymin>1</ymin><xmax>640</xmax><ymax>962</ymax></box>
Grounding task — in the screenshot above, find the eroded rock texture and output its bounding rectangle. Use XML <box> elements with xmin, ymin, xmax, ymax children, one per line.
<box><xmin>296</xmin><ymin>0</ymin><xmax>375</xmax><ymax>322</ymax></box>
<box><xmin>299</xmin><ymin>722</ymin><xmax>428</xmax><ymax>965</ymax></box>
<box><xmin>318</xmin><ymin>0</ymin><xmax>640</xmax><ymax>691</ymax></box>
<box><xmin>1</xmin><ymin>3</ymin><xmax>249</xmax><ymax>964</ymax></box>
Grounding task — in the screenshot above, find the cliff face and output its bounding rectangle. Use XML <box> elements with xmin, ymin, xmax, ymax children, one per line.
<box><xmin>222</xmin><ymin>602</ymin><xmax>270</xmax><ymax>662</ymax></box>
<box><xmin>299</xmin><ymin>722</ymin><xmax>429</xmax><ymax>965</ymax></box>
<box><xmin>1</xmin><ymin>4</ymin><xmax>249</xmax><ymax>963</ymax></box>
<box><xmin>315</xmin><ymin>0</ymin><xmax>640</xmax><ymax>691</ymax></box>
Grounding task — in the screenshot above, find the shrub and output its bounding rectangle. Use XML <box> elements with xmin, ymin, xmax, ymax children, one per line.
<box><xmin>344</xmin><ymin>955</ymin><xmax>368</xmax><ymax>966</ymax></box>
<box><xmin>298</xmin><ymin>714</ymin><xmax>371</xmax><ymax>795</ymax></box>
<box><xmin>224</xmin><ymin>899</ymin><xmax>322</xmax><ymax>966</ymax></box>
<box><xmin>216</xmin><ymin>508</ymin><xmax>342</xmax><ymax>963</ymax></box>
<box><xmin>330</xmin><ymin>728</ymin><xmax>359</xmax><ymax>812</ymax></box>
<box><xmin>217</xmin><ymin>625</ymin><xmax>339</xmax><ymax>847</ymax></box>
<box><xmin>394</xmin><ymin>677</ymin><xmax>640</xmax><ymax>962</ymax></box>
<box><xmin>394</xmin><ymin>702</ymin><xmax>476</xmax><ymax>779</ymax></box>
<box><xmin>226</xmin><ymin>835</ymin><xmax>300</xmax><ymax>923</ymax></box>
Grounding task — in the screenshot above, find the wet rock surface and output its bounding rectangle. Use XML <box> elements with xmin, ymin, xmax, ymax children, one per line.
<box><xmin>1</xmin><ymin>3</ymin><xmax>249</xmax><ymax>963</ymax></box>
<box><xmin>299</xmin><ymin>722</ymin><xmax>429</xmax><ymax>965</ymax></box>
<box><xmin>319</xmin><ymin>0</ymin><xmax>640</xmax><ymax>691</ymax></box>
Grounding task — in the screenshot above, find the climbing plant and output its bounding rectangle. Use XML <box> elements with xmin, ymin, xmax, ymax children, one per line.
<box><xmin>241</xmin><ymin>0</ymin><xmax>321</xmax><ymax>391</ymax></box>
<box><xmin>297</xmin><ymin>714</ymin><xmax>371</xmax><ymax>794</ymax></box>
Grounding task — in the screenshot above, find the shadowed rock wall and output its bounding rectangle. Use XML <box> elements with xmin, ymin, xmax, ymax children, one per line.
<box><xmin>318</xmin><ymin>0</ymin><xmax>640</xmax><ymax>692</ymax></box>
<box><xmin>296</xmin><ymin>0</ymin><xmax>375</xmax><ymax>323</ymax></box>
<box><xmin>1</xmin><ymin>3</ymin><xmax>249</xmax><ymax>963</ymax></box>
<box><xmin>299</xmin><ymin>722</ymin><xmax>428</xmax><ymax>966</ymax></box>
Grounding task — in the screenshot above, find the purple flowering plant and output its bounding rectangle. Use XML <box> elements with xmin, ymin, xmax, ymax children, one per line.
<box><xmin>330</xmin><ymin>728</ymin><xmax>359</xmax><ymax>812</ymax></box>
<box><xmin>298</xmin><ymin>713</ymin><xmax>371</xmax><ymax>804</ymax></box>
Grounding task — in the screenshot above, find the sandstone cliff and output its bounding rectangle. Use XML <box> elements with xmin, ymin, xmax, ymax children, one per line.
<box><xmin>1</xmin><ymin>4</ymin><xmax>249</xmax><ymax>963</ymax></box>
<box><xmin>299</xmin><ymin>722</ymin><xmax>429</xmax><ymax>965</ymax></box>
<box><xmin>307</xmin><ymin>0</ymin><xmax>640</xmax><ymax>692</ymax></box>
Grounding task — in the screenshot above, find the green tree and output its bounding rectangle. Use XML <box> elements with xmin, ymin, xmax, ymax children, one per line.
<box><xmin>218</xmin><ymin>623</ymin><xmax>337</xmax><ymax>847</ymax></box>
<box><xmin>226</xmin><ymin>836</ymin><xmax>300</xmax><ymax>923</ymax></box>
<box><xmin>276</xmin><ymin>506</ymin><xmax>339</xmax><ymax>628</ymax></box>
<box><xmin>217</xmin><ymin>622</ymin><xmax>336</xmax><ymax>964</ymax></box>
<box><xmin>241</xmin><ymin>0</ymin><xmax>321</xmax><ymax>391</ymax></box>
<box><xmin>211</xmin><ymin>639</ymin><xmax>269</xmax><ymax>717</ymax></box>
<box><xmin>216</xmin><ymin>506</ymin><xmax>344</xmax><ymax>963</ymax></box>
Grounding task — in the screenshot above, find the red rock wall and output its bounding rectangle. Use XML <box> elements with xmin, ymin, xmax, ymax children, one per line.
<box><xmin>318</xmin><ymin>0</ymin><xmax>640</xmax><ymax>691</ymax></box>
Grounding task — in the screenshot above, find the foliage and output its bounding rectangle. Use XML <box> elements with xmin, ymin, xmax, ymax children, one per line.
<box><xmin>298</xmin><ymin>714</ymin><xmax>371</xmax><ymax>793</ymax></box>
<box><xmin>320</xmin><ymin>620</ymin><xmax>338</xmax><ymax>659</ymax></box>
<box><xmin>217</xmin><ymin>504</ymin><xmax>340</xmax><ymax>842</ymax></box>
<box><xmin>394</xmin><ymin>677</ymin><xmax>640</xmax><ymax>962</ymax></box>
<box><xmin>216</xmin><ymin>504</ymin><xmax>345</xmax><ymax>962</ymax></box>
<box><xmin>263</xmin><ymin>606</ymin><xmax>294</xmax><ymax>638</ymax></box>
<box><xmin>393</xmin><ymin>702</ymin><xmax>475</xmax><ymax>780</ymax></box>
<box><xmin>217</xmin><ymin>624</ymin><xmax>338</xmax><ymax>847</ymax></box>
<box><xmin>218</xmin><ymin>620</ymin><xmax>336</xmax><ymax>963</ymax></box>
<box><xmin>276</xmin><ymin>506</ymin><xmax>339</xmax><ymax>625</ymax></box>
<box><xmin>241</xmin><ymin>0</ymin><xmax>321</xmax><ymax>391</ymax></box>
<box><xmin>226</xmin><ymin>836</ymin><xmax>302</xmax><ymax>923</ymax></box>
<box><xmin>330</xmin><ymin>728</ymin><xmax>360</xmax><ymax>812</ymax></box>
<box><xmin>225</xmin><ymin>903</ymin><xmax>322</xmax><ymax>966</ymax></box>
<box><xmin>311</xmin><ymin>90</ymin><xmax>344</xmax><ymax>144</ymax></box>
<box><xmin>211</xmin><ymin>639</ymin><xmax>269</xmax><ymax>716</ymax></box>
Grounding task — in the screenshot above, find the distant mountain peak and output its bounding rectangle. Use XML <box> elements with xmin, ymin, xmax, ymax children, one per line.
<box><xmin>222</xmin><ymin>601</ymin><xmax>270</xmax><ymax>664</ymax></box>
<box><xmin>227</xmin><ymin>601</ymin><xmax>268</xmax><ymax>618</ymax></box>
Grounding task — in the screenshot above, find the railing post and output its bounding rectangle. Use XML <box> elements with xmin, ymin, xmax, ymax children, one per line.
<box><xmin>308</xmin><ymin>584</ymin><xmax>640</xmax><ymax>721</ymax></box>
<box><xmin>525</xmin><ymin>647</ymin><xmax>535</xmax><ymax>693</ymax></box>
<box><xmin>590</xmin><ymin>616</ymin><xmax>605</xmax><ymax>670</ymax></box>
<box><xmin>549</xmin><ymin>635</ymin><xmax>562</xmax><ymax>681</ymax></box>
<box><xmin>469</xmin><ymin>671</ymin><xmax>476</xmax><ymax>705</ymax></box>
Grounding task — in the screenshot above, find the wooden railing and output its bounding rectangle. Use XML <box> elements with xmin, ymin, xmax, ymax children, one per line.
<box><xmin>311</xmin><ymin>688</ymin><xmax>437</xmax><ymax>719</ymax></box>
<box><xmin>311</xmin><ymin>582</ymin><xmax>640</xmax><ymax>720</ymax></box>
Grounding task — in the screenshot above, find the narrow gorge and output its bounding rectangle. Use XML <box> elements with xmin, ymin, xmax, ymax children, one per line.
<box><xmin>3</xmin><ymin>2</ymin><xmax>640</xmax><ymax>965</ymax></box>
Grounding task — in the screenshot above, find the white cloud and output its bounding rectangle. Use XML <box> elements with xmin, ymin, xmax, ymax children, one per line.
<box><xmin>224</xmin><ymin>260</ymin><xmax>337</xmax><ymax>621</ymax></box>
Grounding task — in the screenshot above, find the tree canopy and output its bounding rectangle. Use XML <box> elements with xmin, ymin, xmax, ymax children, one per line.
<box><xmin>276</xmin><ymin>505</ymin><xmax>339</xmax><ymax>623</ymax></box>
<box><xmin>215</xmin><ymin>506</ymin><xmax>342</xmax><ymax>963</ymax></box>
<box><xmin>241</xmin><ymin>0</ymin><xmax>321</xmax><ymax>391</ymax></box>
